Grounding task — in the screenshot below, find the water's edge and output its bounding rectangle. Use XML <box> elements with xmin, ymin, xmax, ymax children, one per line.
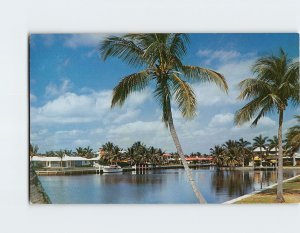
<box><xmin>223</xmin><ymin>174</ymin><xmax>300</xmax><ymax>204</ymax></box>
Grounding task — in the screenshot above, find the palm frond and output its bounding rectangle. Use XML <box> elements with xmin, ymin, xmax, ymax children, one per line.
<box><xmin>99</xmin><ymin>36</ymin><xmax>145</xmax><ymax>67</ymax></box>
<box><xmin>167</xmin><ymin>33</ymin><xmax>190</xmax><ymax>59</ymax></box>
<box><xmin>237</xmin><ymin>78</ymin><xmax>272</xmax><ymax>100</ymax></box>
<box><xmin>181</xmin><ymin>65</ymin><xmax>228</xmax><ymax>93</ymax></box>
<box><xmin>170</xmin><ymin>74</ymin><xmax>196</xmax><ymax>119</ymax></box>
<box><xmin>111</xmin><ymin>71</ymin><xmax>150</xmax><ymax>107</ymax></box>
<box><xmin>234</xmin><ymin>97</ymin><xmax>264</xmax><ymax>125</ymax></box>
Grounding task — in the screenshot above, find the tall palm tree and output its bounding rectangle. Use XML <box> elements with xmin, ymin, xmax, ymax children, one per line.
<box><xmin>238</xmin><ymin>138</ymin><xmax>251</xmax><ymax>167</ymax></box>
<box><xmin>268</xmin><ymin>136</ymin><xmax>279</xmax><ymax>166</ymax></box>
<box><xmin>253</xmin><ymin>135</ymin><xmax>268</xmax><ymax>167</ymax></box>
<box><xmin>100</xmin><ymin>33</ymin><xmax>228</xmax><ymax>203</ymax></box>
<box><xmin>235</xmin><ymin>49</ymin><xmax>299</xmax><ymax>202</ymax></box>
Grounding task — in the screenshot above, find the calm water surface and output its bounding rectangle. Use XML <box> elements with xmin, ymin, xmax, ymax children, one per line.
<box><xmin>39</xmin><ymin>167</ymin><xmax>300</xmax><ymax>204</ymax></box>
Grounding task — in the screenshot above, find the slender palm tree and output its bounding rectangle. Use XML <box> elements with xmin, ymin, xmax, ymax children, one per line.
<box><xmin>267</xmin><ymin>136</ymin><xmax>279</xmax><ymax>166</ymax></box>
<box><xmin>238</xmin><ymin>138</ymin><xmax>251</xmax><ymax>167</ymax></box>
<box><xmin>253</xmin><ymin>135</ymin><xmax>268</xmax><ymax>167</ymax></box>
<box><xmin>235</xmin><ymin>49</ymin><xmax>299</xmax><ymax>202</ymax></box>
<box><xmin>100</xmin><ymin>33</ymin><xmax>228</xmax><ymax>203</ymax></box>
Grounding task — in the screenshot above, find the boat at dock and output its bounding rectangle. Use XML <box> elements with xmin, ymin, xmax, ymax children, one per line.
<box><xmin>102</xmin><ymin>165</ymin><xmax>123</xmax><ymax>173</ymax></box>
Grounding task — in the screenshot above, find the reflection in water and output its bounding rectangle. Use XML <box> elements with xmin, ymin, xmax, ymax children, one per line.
<box><xmin>211</xmin><ymin>170</ymin><xmax>254</xmax><ymax>198</ymax></box>
<box><xmin>39</xmin><ymin>168</ymin><xmax>300</xmax><ymax>204</ymax></box>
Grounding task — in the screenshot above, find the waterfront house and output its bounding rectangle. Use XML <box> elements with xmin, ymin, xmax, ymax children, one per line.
<box><xmin>31</xmin><ymin>154</ymin><xmax>100</xmax><ymax>168</ymax></box>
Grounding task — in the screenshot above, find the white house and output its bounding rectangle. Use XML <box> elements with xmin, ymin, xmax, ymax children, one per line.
<box><xmin>31</xmin><ymin>155</ymin><xmax>100</xmax><ymax>168</ymax></box>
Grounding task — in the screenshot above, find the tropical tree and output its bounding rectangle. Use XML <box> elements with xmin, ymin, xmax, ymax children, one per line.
<box><xmin>45</xmin><ymin>150</ymin><xmax>56</xmax><ymax>157</ymax></box>
<box><xmin>224</xmin><ymin>147</ymin><xmax>242</xmax><ymax>167</ymax></box>
<box><xmin>100</xmin><ymin>33</ymin><xmax>228</xmax><ymax>203</ymax></box>
<box><xmin>268</xmin><ymin>136</ymin><xmax>279</xmax><ymax>152</ymax></box>
<box><xmin>63</xmin><ymin>149</ymin><xmax>73</xmax><ymax>157</ymax></box>
<box><xmin>210</xmin><ymin>145</ymin><xmax>225</xmax><ymax>167</ymax></box>
<box><xmin>83</xmin><ymin>147</ymin><xmax>95</xmax><ymax>159</ymax></box>
<box><xmin>29</xmin><ymin>143</ymin><xmax>39</xmax><ymax>160</ymax></box>
<box><xmin>253</xmin><ymin>135</ymin><xmax>268</xmax><ymax>167</ymax></box>
<box><xmin>238</xmin><ymin>138</ymin><xmax>251</xmax><ymax>167</ymax></box>
<box><xmin>101</xmin><ymin>142</ymin><xmax>121</xmax><ymax>164</ymax></box>
<box><xmin>234</xmin><ymin>49</ymin><xmax>299</xmax><ymax>202</ymax></box>
<box><xmin>75</xmin><ymin>147</ymin><xmax>85</xmax><ymax>157</ymax></box>
<box><xmin>55</xmin><ymin>150</ymin><xmax>65</xmax><ymax>168</ymax></box>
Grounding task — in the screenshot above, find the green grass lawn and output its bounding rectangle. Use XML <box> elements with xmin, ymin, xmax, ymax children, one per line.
<box><xmin>235</xmin><ymin>176</ymin><xmax>300</xmax><ymax>204</ymax></box>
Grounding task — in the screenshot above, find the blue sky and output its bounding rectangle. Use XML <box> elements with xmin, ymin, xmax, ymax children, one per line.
<box><xmin>30</xmin><ymin>33</ymin><xmax>299</xmax><ymax>153</ymax></box>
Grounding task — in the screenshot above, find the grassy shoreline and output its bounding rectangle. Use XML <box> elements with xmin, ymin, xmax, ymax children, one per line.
<box><xmin>227</xmin><ymin>175</ymin><xmax>300</xmax><ymax>204</ymax></box>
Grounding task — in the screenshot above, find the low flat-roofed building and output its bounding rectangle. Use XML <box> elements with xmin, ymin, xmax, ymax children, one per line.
<box><xmin>31</xmin><ymin>155</ymin><xmax>100</xmax><ymax>168</ymax></box>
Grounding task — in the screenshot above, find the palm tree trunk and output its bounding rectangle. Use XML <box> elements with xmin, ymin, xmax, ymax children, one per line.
<box><xmin>276</xmin><ymin>109</ymin><xmax>285</xmax><ymax>202</ymax></box>
<box><xmin>168</xmin><ymin>113</ymin><xmax>207</xmax><ymax>204</ymax></box>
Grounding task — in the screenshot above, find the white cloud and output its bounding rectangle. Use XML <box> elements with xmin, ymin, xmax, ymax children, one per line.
<box><xmin>197</xmin><ymin>49</ymin><xmax>241</xmax><ymax>64</ymax></box>
<box><xmin>73</xmin><ymin>139</ymin><xmax>90</xmax><ymax>146</ymax></box>
<box><xmin>231</xmin><ymin>116</ymin><xmax>276</xmax><ymax>132</ymax></box>
<box><xmin>64</xmin><ymin>34</ymin><xmax>108</xmax><ymax>49</ymax></box>
<box><xmin>193</xmin><ymin>57</ymin><xmax>257</xmax><ymax>106</ymax></box>
<box><xmin>31</xmin><ymin>88</ymin><xmax>150</xmax><ymax>125</ymax></box>
<box><xmin>45</xmin><ymin>79</ymin><xmax>72</xmax><ymax>97</ymax></box>
<box><xmin>108</xmin><ymin>120</ymin><xmax>163</xmax><ymax>135</ymax></box>
<box><xmin>209</xmin><ymin>113</ymin><xmax>234</xmax><ymax>127</ymax></box>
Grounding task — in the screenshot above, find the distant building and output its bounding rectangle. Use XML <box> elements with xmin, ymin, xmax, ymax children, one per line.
<box><xmin>31</xmin><ymin>155</ymin><xmax>100</xmax><ymax>168</ymax></box>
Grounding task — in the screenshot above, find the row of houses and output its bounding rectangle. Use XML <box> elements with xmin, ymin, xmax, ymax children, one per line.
<box><xmin>31</xmin><ymin>148</ymin><xmax>299</xmax><ymax>168</ymax></box>
<box><xmin>163</xmin><ymin>153</ymin><xmax>213</xmax><ymax>164</ymax></box>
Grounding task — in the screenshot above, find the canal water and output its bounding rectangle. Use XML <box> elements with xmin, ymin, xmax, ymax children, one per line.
<box><xmin>39</xmin><ymin>167</ymin><xmax>300</xmax><ymax>204</ymax></box>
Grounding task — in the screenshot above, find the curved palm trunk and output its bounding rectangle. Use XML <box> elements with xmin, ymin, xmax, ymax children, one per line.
<box><xmin>276</xmin><ymin>109</ymin><xmax>285</xmax><ymax>202</ymax></box>
<box><xmin>168</xmin><ymin>114</ymin><xmax>207</xmax><ymax>204</ymax></box>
